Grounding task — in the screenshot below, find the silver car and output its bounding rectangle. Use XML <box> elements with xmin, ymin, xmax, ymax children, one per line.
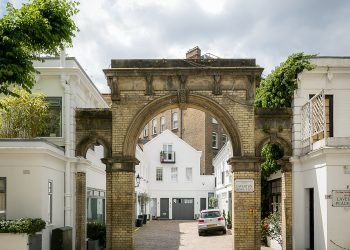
<box><xmin>197</xmin><ymin>209</ymin><xmax>226</xmax><ymax>236</ymax></box>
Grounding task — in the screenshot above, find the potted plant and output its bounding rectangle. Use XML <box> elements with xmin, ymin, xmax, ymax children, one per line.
<box><xmin>261</xmin><ymin>212</ymin><xmax>282</xmax><ymax>249</ymax></box>
<box><xmin>87</xmin><ymin>221</ymin><xmax>106</xmax><ymax>250</ymax></box>
<box><xmin>226</xmin><ymin>211</ymin><xmax>232</xmax><ymax>229</ymax></box>
<box><xmin>0</xmin><ymin>218</ymin><xmax>46</xmax><ymax>249</ymax></box>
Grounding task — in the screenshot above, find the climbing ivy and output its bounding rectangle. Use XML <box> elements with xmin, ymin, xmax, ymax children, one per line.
<box><xmin>255</xmin><ymin>53</ymin><xmax>315</xmax><ymax>108</ymax></box>
<box><xmin>261</xmin><ymin>143</ymin><xmax>284</xmax><ymax>217</ymax></box>
<box><xmin>261</xmin><ymin>144</ymin><xmax>284</xmax><ymax>180</ymax></box>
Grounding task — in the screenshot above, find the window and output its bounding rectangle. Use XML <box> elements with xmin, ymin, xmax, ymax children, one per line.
<box><xmin>41</xmin><ymin>97</ymin><xmax>62</xmax><ymax>137</ymax></box>
<box><xmin>171</xmin><ymin>167</ymin><xmax>178</xmax><ymax>182</ymax></box>
<box><xmin>269</xmin><ymin>178</ymin><xmax>281</xmax><ymax>213</ymax></box>
<box><xmin>161</xmin><ymin>144</ymin><xmax>175</xmax><ymax>163</ymax></box>
<box><xmin>48</xmin><ymin>180</ymin><xmax>53</xmax><ymax>224</ymax></box>
<box><xmin>156</xmin><ymin>167</ymin><xmax>163</xmax><ymax>181</ymax></box>
<box><xmin>87</xmin><ymin>188</ymin><xmax>106</xmax><ymax>223</ymax></box>
<box><xmin>160</xmin><ymin>117</ymin><xmax>166</xmax><ymax>133</ymax></box>
<box><xmin>221</xmin><ymin>171</ymin><xmax>225</xmax><ymax>185</ymax></box>
<box><xmin>212</xmin><ymin>132</ymin><xmax>218</xmax><ymax>148</ymax></box>
<box><xmin>152</xmin><ymin>119</ymin><xmax>157</xmax><ymax>135</ymax></box>
<box><xmin>143</xmin><ymin>125</ymin><xmax>148</xmax><ymax>137</ymax></box>
<box><xmin>172</xmin><ymin>112</ymin><xmax>178</xmax><ymax>129</ymax></box>
<box><xmin>208</xmin><ymin>192</ymin><xmax>215</xmax><ymax>209</ymax></box>
<box><xmin>222</xmin><ymin>134</ymin><xmax>228</xmax><ymax>145</ymax></box>
<box><xmin>0</xmin><ymin>178</ymin><xmax>6</xmax><ymax>220</ymax></box>
<box><xmin>309</xmin><ymin>94</ymin><xmax>334</xmax><ymax>139</ymax></box>
<box><xmin>185</xmin><ymin>168</ymin><xmax>192</xmax><ymax>182</ymax></box>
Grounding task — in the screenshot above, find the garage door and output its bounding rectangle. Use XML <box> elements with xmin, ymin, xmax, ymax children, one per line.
<box><xmin>172</xmin><ymin>198</ymin><xmax>194</xmax><ymax>220</ymax></box>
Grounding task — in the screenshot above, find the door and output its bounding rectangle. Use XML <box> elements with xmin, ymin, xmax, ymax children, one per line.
<box><xmin>309</xmin><ymin>188</ymin><xmax>314</xmax><ymax>250</ymax></box>
<box><xmin>200</xmin><ymin>198</ymin><xmax>206</xmax><ymax>212</ymax></box>
<box><xmin>160</xmin><ymin>198</ymin><xmax>169</xmax><ymax>219</ymax></box>
<box><xmin>172</xmin><ymin>198</ymin><xmax>194</xmax><ymax>220</ymax></box>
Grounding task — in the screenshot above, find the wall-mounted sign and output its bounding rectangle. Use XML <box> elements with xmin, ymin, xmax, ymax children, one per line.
<box><xmin>235</xmin><ymin>179</ymin><xmax>254</xmax><ymax>192</ymax></box>
<box><xmin>332</xmin><ymin>190</ymin><xmax>350</xmax><ymax>207</ymax></box>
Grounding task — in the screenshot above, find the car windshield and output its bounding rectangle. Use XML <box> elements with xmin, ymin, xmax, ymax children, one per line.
<box><xmin>201</xmin><ymin>211</ymin><xmax>220</xmax><ymax>218</ymax></box>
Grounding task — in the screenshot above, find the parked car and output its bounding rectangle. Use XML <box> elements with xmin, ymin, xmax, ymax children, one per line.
<box><xmin>197</xmin><ymin>209</ymin><xmax>226</xmax><ymax>236</ymax></box>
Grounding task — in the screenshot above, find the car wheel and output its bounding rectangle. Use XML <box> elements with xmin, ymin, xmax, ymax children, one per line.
<box><xmin>223</xmin><ymin>229</ymin><xmax>227</xmax><ymax>234</ymax></box>
<box><xmin>198</xmin><ymin>231</ymin><xmax>203</xmax><ymax>236</ymax></box>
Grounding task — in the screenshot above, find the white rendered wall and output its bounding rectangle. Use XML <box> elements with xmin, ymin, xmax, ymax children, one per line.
<box><xmin>144</xmin><ymin>130</ymin><xmax>215</xmax><ymax>219</ymax></box>
<box><xmin>213</xmin><ymin>142</ymin><xmax>233</xmax><ymax>214</ymax></box>
<box><xmin>292</xmin><ymin>57</ymin><xmax>350</xmax><ymax>250</ymax></box>
<box><xmin>0</xmin><ymin>141</ymin><xmax>66</xmax><ymax>250</ymax></box>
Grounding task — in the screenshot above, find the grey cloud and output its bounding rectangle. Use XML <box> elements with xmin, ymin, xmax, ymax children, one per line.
<box><xmin>67</xmin><ymin>0</ymin><xmax>350</xmax><ymax>92</ymax></box>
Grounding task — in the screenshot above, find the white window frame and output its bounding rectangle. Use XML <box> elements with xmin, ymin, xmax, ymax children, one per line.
<box><xmin>185</xmin><ymin>167</ymin><xmax>192</xmax><ymax>182</ymax></box>
<box><xmin>212</xmin><ymin>132</ymin><xmax>218</xmax><ymax>149</ymax></box>
<box><xmin>171</xmin><ymin>167</ymin><xmax>178</xmax><ymax>182</ymax></box>
<box><xmin>162</xmin><ymin>144</ymin><xmax>174</xmax><ymax>162</ymax></box>
<box><xmin>156</xmin><ymin>167</ymin><xmax>163</xmax><ymax>181</ymax></box>
<box><xmin>172</xmin><ymin>112</ymin><xmax>178</xmax><ymax>129</ymax></box>
<box><xmin>152</xmin><ymin>119</ymin><xmax>157</xmax><ymax>135</ymax></box>
<box><xmin>160</xmin><ymin>116</ymin><xmax>166</xmax><ymax>132</ymax></box>
<box><xmin>143</xmin><ymin>125</ymin><xmax>148</xmax><ymax>137</ymax></box>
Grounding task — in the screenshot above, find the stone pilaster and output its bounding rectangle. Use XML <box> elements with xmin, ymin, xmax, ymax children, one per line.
<box><xmin>228</xmin><ymin>156</ymin><xmax>261</xmax><ymax>250</ymax></box>
<box><xmin>75</xmin><ymin>172</ymin><xmax>86</xmax><ymax>250</ymax></box>
<box><xmin>104</xmin><ymin>156</ymin><xmax>138</xmax><ymax>250</ymax></box>
<box><xmin>279</xmin><ymin>158</ymin><xmax>293</xmax><ymax>250</ymax></box>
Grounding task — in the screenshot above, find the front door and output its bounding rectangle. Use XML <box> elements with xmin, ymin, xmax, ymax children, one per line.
<box><xmin>160</xmin><ymin>198</ymin><xmax>169</xmax><ymax>219</ymax></box>
<box><xmin>200</xmin><ymin>198</ymin><xmax>206</xmax><ymax>212</ymax></box>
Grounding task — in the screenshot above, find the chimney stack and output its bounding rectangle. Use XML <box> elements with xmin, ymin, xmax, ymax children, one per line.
<box><xmin>186</xmin><ymin>46</ymin><xmax>201</xmax><ymax>59</ymax></box>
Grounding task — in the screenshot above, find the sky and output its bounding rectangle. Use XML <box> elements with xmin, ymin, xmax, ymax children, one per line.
<box><xmin>2</xmin><ymin>0</ymin><xmax>350</xmax><ymax>93</ymax></box>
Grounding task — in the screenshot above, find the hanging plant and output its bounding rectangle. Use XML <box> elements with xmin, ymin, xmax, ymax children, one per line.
<box><xmin>261</xmin><ymin>144</ymin><xmax>284</xmax><ymax>180</ymax></box>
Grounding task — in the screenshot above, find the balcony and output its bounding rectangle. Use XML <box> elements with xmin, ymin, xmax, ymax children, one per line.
<box><xmin>160</xmin><ymin>151</ymin><xmax>175</xmax><ymax>163</ymax></box>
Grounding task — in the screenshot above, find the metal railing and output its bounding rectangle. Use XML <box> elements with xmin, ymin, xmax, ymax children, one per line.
<box><xmin>301</xmin><ymin>89</ymin><xmax>326</xmax><ymax>154</ymax></box>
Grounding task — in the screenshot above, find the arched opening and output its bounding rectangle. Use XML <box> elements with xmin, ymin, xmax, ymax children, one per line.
<box><xmin>123</xmin><ymin>93</ymin><xmax>242</xmax><ymax>159</ymax></box>
<box><xmin>120</xmin><ymin>95</ymin><xmax>243</xmax><ymax>248</ymax></box>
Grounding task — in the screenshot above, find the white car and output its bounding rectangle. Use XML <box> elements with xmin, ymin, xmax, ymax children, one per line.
<box><xmin>197</xmin><ymin>209</ymin><xmax>226</xmax><ymax>236</ymax></box>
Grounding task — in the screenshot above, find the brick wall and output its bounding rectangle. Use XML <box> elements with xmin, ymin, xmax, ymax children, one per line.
<box><xmin>75</xmin><ymin>172</ymin><xmax>86</xmax><ymax>250</ymax></box>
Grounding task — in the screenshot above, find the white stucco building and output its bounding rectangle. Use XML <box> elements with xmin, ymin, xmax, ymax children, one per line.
<box><xmin>142</xmin><ymin>130</ymin><xmax>215</xmax><ymax>220</ymax></box>
<box><xmin>213</xmin><ymin>142</ymin><xmax>232</xmax><ymax>216</ymax></box>
<box><xmin>292</xmin><ymin>57</ymin><xmax>350</xmax><ymax>250</ymax></box>
<box><xmin>0</xmin><ymin>52</ymin><xmax>108</xmax><ymax>249</ymax></box>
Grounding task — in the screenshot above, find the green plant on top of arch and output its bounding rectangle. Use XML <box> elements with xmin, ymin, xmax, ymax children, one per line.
<box><xmin>261</xmin><ymin>143</ymin><xmax>284</xmax><ymax>180</ymax></box>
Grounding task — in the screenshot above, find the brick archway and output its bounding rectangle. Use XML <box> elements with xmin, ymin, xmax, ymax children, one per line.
<box><xmin>76</xmin><ymin>58</ymin><xmax>270</xmax><ymax>249</ymax></box>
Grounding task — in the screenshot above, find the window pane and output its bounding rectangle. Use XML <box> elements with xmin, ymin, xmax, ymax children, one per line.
<box><xmin>186</xmin><ymin>168</ymin><xmax>192</xmax><ymax>181</ymax></box>
<box><xmin>41</xmin><ymin>97</ymin><xmax>62</xmax><ymax>137</ymax></box>
<box><xmin>171</xmin><ymin>167</ymin><xmax>178</xmax><ymax>182</ymax></box>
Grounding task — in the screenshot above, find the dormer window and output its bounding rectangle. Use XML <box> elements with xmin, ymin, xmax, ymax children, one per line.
<box><xmin>160</xmin><ymin>144</ymin><xmax>175</xmax><ymax>163</ymax></box>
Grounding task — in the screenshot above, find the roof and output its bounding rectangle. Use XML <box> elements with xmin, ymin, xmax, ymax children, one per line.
<box><xmin>110</xmin><ymin>58</ymin><xmax>257</xmax><ymax>68</ymax></box>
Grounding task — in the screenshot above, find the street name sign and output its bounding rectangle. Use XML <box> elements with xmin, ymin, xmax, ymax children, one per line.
<box><xmin>235</xmin><ymin>179</ymin><xmax>254</xmax><ymax>192</ymax></box>
<box><xmin>332</xmin><ymin>190</ymin><xmax>350</xmax><ymax>207</ymax></box>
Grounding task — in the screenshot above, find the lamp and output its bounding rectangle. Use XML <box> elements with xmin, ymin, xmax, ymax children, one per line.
<box><xmin>135</xmin><ymin>174</ymin><xmax>141</xmax><ymax>187</ymax></box>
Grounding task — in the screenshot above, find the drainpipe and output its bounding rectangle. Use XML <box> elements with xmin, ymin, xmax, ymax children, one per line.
<box><xmin>180</xmin><ymin>109</ymin><xmax>183</xmax><ymax>139</ymax></box>
<box><xmin>60</xmin><ymin>49</ymin><xmax>73</xmax><ymax>227</ymax></box>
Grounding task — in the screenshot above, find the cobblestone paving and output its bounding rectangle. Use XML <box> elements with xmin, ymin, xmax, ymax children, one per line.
<box><xmin>134</xmin><ymin>220</ymin><xmax>232</xmax><ymax>250</ymax></box>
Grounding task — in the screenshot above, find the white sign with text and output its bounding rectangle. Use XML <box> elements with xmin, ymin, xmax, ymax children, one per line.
<box><xmin>235</xmin><ymin>179</ymin><xmax>254</xmax><ymax>192</ymax></box>
<box><xmin>332</xmin><ymin>190</ymin><xmax>350</xmax><ymax>207</ymax></box>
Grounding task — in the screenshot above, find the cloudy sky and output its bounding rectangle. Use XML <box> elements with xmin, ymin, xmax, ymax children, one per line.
<box><xmin>3</xmin><ymin>0</ymin><xmax>350</xmax><ymax>93</ymax></box>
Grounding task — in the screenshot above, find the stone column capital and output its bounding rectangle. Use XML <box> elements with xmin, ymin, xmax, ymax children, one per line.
<box><xmin>103</xmin><ymin>155</ymin><xmax>139</xmax><ymax>173</ymax></box>
<box><xmin>228</xmin><ymin>156</ymin><xmax>261</xmax><ymax>172</ymax></box>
